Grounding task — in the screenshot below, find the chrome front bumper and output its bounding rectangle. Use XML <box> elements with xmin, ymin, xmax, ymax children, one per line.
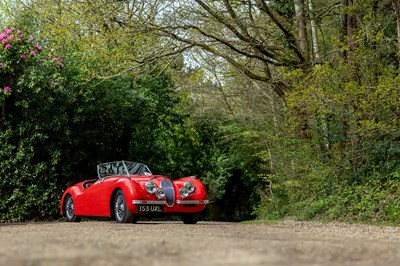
<box><xmin>132</xmin><ymin>200</ymin><xmax>209</xmax><ymax>205</ymax></box>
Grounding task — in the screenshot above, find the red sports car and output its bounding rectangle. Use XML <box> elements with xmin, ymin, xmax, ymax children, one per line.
<box><xmin>60</xmin><ymin>161</ymin><xmax>209</xmax><ymax>224</ymax></box>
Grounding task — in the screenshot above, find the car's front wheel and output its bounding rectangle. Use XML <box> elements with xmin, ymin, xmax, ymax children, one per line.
<box><xmin>114</xmin><ymin>190</ymin><xmax>138</xmax><ymax>223</ymax></box>
<box><xmin>64</xmin><ymin>195</ymin><xmax>81</xmax><ymax>222</ymax></box>
<box><xmin>180</xmin><ymin>213</ymin><xmax>201</xmax><ymax>224</ymax></box>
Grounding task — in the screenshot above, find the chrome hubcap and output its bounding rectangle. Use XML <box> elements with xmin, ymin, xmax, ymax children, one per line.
<box><xmin>115</xmin><ymin>195</ymin><xmax>125</xmax><ymax>220</ymax></box>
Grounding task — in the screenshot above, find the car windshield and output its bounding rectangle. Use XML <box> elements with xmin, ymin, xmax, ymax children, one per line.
<box><xmin>97</xmin><ymin>161</ymin><xmax>152</xmax><ymax>179</ymax></box>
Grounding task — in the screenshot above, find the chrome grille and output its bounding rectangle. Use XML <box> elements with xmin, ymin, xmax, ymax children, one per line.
<box><xmin>161</xmin><ymin>179</ymin><xmax>175</xmax><ymax>207</ymax></box>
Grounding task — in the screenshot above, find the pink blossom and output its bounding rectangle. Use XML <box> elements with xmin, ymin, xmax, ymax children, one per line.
<box><xmin>20</xmin><ymin>55</ymin><xmax>26</xmax><ymax>59</ymax></box>
<box><xmin>17</xmin><ymin>30</ymin><xmax>22</xmax><ymax>36</ymax></box>
<box><xmin>4</xmin><ymin>29</ymin><xmax>12</xmax><ymax>34</ymax></box>
<box><xmin>1</xmin><ymin>39</ymin><xmax>6</xmax><ymax>44</ymax></box>
<box><xmin>0</xmin><ymin>63</ymin><xmax>3</xmax><ymax>68</ymax></box>
<box><xmin>7</xmin><ymin>35</ymin><xmax>14</xmax><ymax>41</ymax></box>
<box><xmin>28</xmin><ymin>37</ymin><xmax>34</xmax><ymax>41</ymax></box>
<box><xmin>0</xmin><ymin>33</ymin><xmax>5</xmax><ymax>40</ymax></box>
<box><xmin>57</xmin><ymin>62</ymin><xmax>64</xmax><ymax>68</ymax></box>
<box><xmin>29</xmin><ymin>50</ymin><xmax>36</xmax><ymax>56</ymax></box>
<box><xmin>4</xmin><ymin>86</ymin><xmax>11</xmax><ymax>91</ymax></box>
<box><xmin>53</xmin><ymin>57</ymin><xmax>61</xmax><ymax>61</ymax></box>
<box><xmin>5</xmin><ymin>43</ymin><xmax>11</xmax><ymax>49</ymax></box>
<box><xmin>34</xmin><ymin>45</ymin><xmax>42</xmax><ymax>51</ymax></box>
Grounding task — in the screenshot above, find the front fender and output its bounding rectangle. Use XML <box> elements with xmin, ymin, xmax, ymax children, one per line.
<box><xmin>113</xmin><ymin>178</ymin><xmax>144</xmax><ymax>213</ymax></box>
<box><xmin>176</xmin><ymin>177</ymin><xmax>208</xmax><ymax>200</ymax></box>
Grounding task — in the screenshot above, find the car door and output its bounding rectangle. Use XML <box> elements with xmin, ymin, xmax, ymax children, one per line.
<box><xmin>90</xmin><ymin>177</ymin><xmax>116</xmax><ymax>217</ymax></box>
<box><xmin>74</xmin><ymin>182</ymin><xmax>95</xmax><ymax>216</ymax></box>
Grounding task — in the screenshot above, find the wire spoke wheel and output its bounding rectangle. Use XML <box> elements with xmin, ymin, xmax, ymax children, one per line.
<box><xmin>115</xmin><ymin>195</ymin><xmax>125</xmax><ymax>221</ymax></box>
<box><xmin>114</xmin><ymin>190</ymin><xmax>135</xmax><ymax>223</ymax></box>
<box><xmin>63</xmin><ymin>195</ymin><xmax>81</xmax><ymax>222</ymax></box>
<box><xmin>66</xmin><ymin>197</ymin><xmax>74</xmax><ymax>219</ymax></box>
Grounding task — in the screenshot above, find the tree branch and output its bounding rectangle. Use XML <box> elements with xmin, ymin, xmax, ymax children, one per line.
<box><xmin>256</xmin><ymin>0</ymin><xmax>305</xmax><ymax>62</ymax></box>
<box><xmin>179</xmin><ymin>25</ymin><xmax>297</xmax><ymax>66</ymax></box>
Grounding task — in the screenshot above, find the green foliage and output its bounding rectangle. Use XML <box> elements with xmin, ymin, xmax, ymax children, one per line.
<box><xmin>258</xmin><ymin>0</ymin><xmax>400</xmax><ymax>221</ymax></box>
<box><xmin>280</xmin><ymin>52</ymin><xmax>400</xmax><ymax>222</ymax></box>
<box><xmin>186</xmin><ymin>114</ymin><xmax>266</xmax><ymax>221</ymax></box>
<box><xmin>0</xmin><ymin>27</ymin><xmax>69</xmax><ymax>221</ymax></box>
<box><xmin>0</xmin><ymin>124</ymin><xmax>62</xmax><ymax>221</ymax></box>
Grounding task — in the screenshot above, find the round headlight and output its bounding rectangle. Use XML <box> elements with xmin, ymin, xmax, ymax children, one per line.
<box><xmin>156</xmin><ymin>188</ymin><xmax>165</xmax><ymax>199</ymax></box>
<box><xmin>180</xmin><ymin>187</ymin><xmax>189</xmax><ymax>198</ymax></box>
<box><xmin>184</xmin><ymin>181</ymin><xmax>195</xmax><ymax>194</ymax></box>
<box><xmin>145</xmin><ymin>181</ymin><xmax>157</xmax><ymax>194</ymax></box>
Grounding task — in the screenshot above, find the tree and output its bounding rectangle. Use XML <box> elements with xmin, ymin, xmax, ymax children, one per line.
<box><xmin>308</xmin><ymin>0</ymin><xmax>320</xmax><ymax>62</ymax></box>
<box><xmin>294</xmin><ymin>0</ymin><xmax>309</xmax><ymax>62</ymax></box>
<box><xmin>12</xmin><ymin>0</ymin><xmax>192</xmax><ymax>82</ymax></box>
<box><xmin>393</xmin><ymin>0</ymin><xmax>400</xmax><ymax>51</ymax></box>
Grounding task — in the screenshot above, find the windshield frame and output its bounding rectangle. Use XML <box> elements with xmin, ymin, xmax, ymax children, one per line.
<box><xmin>97</xmin><ymin>161</ymin><xmax>152</xmax><ymax>180</ymax></box>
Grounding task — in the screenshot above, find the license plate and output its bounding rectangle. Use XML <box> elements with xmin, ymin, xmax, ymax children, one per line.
<box><xmin>137</xmin><ymin>205</ymin><xmax>164</xmax><ymax>213</ymax></box>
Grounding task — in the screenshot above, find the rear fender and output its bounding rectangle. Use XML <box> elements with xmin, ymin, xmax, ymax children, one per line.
<box><xmin>60</xmin><ymin>186</ymin><xmax>81</xmax><ymax>215</ymax></box>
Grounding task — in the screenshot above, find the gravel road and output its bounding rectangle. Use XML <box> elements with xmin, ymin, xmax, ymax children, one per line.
<box><xmin>1</xmin><ymin>220</ymin><xmax>400</xmax><ymax>266</ymax></box>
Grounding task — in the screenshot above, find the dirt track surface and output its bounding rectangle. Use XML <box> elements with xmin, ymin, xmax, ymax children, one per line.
<box><xmin>1</xmin><ymin>220</ymin><xmax>400</xmax><ymax>266</ymax></box>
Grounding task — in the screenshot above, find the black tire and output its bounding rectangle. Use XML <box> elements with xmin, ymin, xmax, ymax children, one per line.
<box><xmin>114</xmin><ymin>190</ymin><xmax>136</xmax><ymax>223</ymax></box>
<box><xmin>64</xmin><ymin>195</ymin><xmax>81</xmax><ymax>222</ymax></box>
<box><xmin>132</xmin><ymin>215</ymin><xmax>140</xmax><ymax>224</ymax></box>
<box><xmin>180</xmin><ymin>213</ymin><xmax>201</xmax><ymax>224</ymax></box>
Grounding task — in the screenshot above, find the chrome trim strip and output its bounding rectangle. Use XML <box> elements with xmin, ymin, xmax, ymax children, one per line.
<box><xmin>176</xmin><ymin>200</ymin><xmax>209</xmax><ymax>204</ymax></box>
<box><xmin>132</xmin><ymin>200</ymin><xmax>167</xmax><ymax>205</ymax></box>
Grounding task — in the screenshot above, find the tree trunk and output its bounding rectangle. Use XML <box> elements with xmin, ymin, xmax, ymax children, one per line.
<box><xmin>346</xmin><ymin>0</ymin><xmax>357</xmax><ymax>62</ymax></box>
<box><xmin>339</xmin><ymin>0</ymin><xmax>357</xmax><ymax>62</ymax></box>
<box><xmin>294</xmin><ymin>0</ymin><xmax>310</xmax><ymax>63</ymax></box>
<box><xmin>308</xmin><ymin>0</ymin><xmax>320</xmax><ymax>63</ymax></box>
<box><xmin>393</xmin><ymin>0</ymin><xmax>400</xmax><ymax>52</ymax></box>
<box><xmin>339</xmin><ymin>0</ymin><xmax>348</xmax><ymax>59</ymax></box>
